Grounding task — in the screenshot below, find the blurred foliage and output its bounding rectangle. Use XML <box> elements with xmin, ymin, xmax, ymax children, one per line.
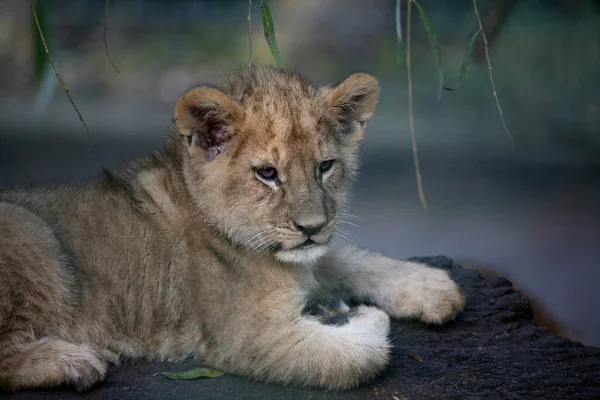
<box><xmin>260</xmin><ymin>1</ymin><xmax>284</xmax><ymax>68</ymax></box>
<box><xmin>1</xmin><ymin>0</ymin><xmax>597</xmax><ymax>156</ymax></box>
<box><xmin>444</xmin><ymin>29</ymin><xmax>480</xmax><ymax>91</ymax></box>
<box><xmin>411</xmin><ymin>0</ymin><xmax>444</xmax><ymax>101</ymax></box>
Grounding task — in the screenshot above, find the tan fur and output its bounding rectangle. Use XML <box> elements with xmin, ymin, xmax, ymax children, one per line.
<box><xmin>0</xmin><ymin>66</ymin><xmax>465</xmax><ymax>392</ymax></box>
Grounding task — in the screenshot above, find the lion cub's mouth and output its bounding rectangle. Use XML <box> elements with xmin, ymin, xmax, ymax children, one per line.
<box><xmin>299</xmin><ymin>238</ymin><xmax>316</xmax><ymax>248</ymax></box>
<box><xmin>275</xmin><ymin>237</ymin><xmax>330</xmax><ymax>264</ymax></box>
<box><xmin>295</xmin><ymin>237</ymin><xmax>331</xmax><ymax>250</ymax></box>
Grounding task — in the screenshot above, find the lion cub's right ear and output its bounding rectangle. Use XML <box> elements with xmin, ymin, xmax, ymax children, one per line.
<box><xmin>173</xmin><ymin>86</ymin><xmax>243</xmax><ymax>162</ymax></box>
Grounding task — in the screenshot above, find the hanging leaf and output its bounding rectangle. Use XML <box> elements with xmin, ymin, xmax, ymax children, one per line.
<box><xmin>153</xmin><ymin>368</ymin><xmax>225</xmax><ymax>380</ymax></box>
<box><xmin>395</xmin><ymin>0</ymin><xmax>403</xmax><ymax>67</ymax></box>
<box><xmin>472</xmin><ymin>0</ymin><xmax>514</xmax><ymax>149</ymax></box>
<box><xmin>260</xmin><ymin>1</ymin><xmax>284</xmax><ymax>68</ymax></box>
<box><xmin>444</xmin><ymin>29</ymin><xmax>480</xmax><ymax>91</ymax></box>
<box><xmin>412</xmin><ymin>0</ymin><xmax>443</xmax><ymax>102</ymax></box>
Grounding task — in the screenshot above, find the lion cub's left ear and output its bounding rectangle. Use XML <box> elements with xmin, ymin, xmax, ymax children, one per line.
<box><xmin>325</xmin><ymin>73</ymin><xmax>379</xmax><ymax>134</ymax></box>
<box><xmin>173</xmin><ymin>86</ymin><xmax>243</xmax><ymax>162</ymax></box>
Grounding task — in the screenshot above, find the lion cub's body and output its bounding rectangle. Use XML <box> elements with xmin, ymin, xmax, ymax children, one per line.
<box><xmin>0</xmin><ymin>67</ymin><xmax>464</xmax><ymax>392</ymax></box>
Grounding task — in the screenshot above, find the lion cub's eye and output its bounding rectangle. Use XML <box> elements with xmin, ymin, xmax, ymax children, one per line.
<box><xmin>318</xmin><ymin>160</ymin><xmax>335</xmax><ymax>174</ymax></box>
<box><xmin>256</xmin><ymin>167</ymin><xmax>278</xmax><ymax>181</ymax></box>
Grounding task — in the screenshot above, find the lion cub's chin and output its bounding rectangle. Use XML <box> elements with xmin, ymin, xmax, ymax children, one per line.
<box><xmin>275</xmin><ymin>244</ymin><xmax>329</xmax><ymax>264</ymax></box>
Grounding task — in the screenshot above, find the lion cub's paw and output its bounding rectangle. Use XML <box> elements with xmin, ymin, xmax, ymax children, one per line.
<box><xmin>349</xmin><ymin>305</ymin><xmax>391</xmax><ymax>336</ymax></box>
<box><xmin>342</xmin><ymin>305</ymin><xmax>391</xmax><ymax>379</ymax></box>
<box><xmin>382</xmin><ymin>265</ymin><xmax>466</xmax><ymax>324</ymax></box>
<box><xmin>67</xmin><ymin>345</ymin><xmax>108</xmax><ymax>392</ymax></box>
<box><xmin>2</xmin><ymin>340</ymin><xmax>107</xmax><ymax>393</ymax></box>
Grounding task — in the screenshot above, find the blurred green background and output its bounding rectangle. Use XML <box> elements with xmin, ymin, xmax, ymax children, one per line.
<box><xmin>1</xmin><ymin>0</ymin><xmax>599</xmax><ymax>345</ymax></box>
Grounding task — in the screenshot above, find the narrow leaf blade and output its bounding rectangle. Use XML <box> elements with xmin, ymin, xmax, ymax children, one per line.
<box><xmin>153</xmin><ymin>368</ymin><xmax>225</xmax><ymax>380</ymax></box>
<box><xmin>444</xmin><ymin>28</ymin><xmax>480</xmax><ymax>91</ymax></box>
<box><xmin>395</xmin><ymin>0</ymin><xmax>404</xmax><ymax>67</ymax></box>
<box><xmin>412</xmin><ymin>0</ymin><xmax>443</xmax><ymax>102</ymax></box>
<box><xmin>260</xmin><ymin>1</ymin><xmax>284</xmax><ymax>68</ymax></box>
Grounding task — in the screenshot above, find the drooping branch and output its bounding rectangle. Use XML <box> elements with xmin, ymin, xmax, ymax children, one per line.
<box><xmin>104</xmin><ymin>0</ymin><xmax>120</xmax><ymax>73</ymax></box>
<box><xmin>29</xmin><ymin>0</ymin><xmax>90</xmax><ymax>141</ymax></box>
<box><xmin>406</xmin><ymin>0</ymin><xmax>428</xmax><ymax>209</ymax></box>
<box><xmin>472</xmin><ymin>0</ymin><xmax>514</xmax><ymax>149</ymax></box>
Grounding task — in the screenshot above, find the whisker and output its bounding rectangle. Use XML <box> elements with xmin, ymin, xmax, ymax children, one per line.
<box><xmin>339</xmin><ymin>211</ymin><xmax>363</xmax><ymax>220</ymax></box>
<box><xmin>246</xmin><ymin>231</ymin><xmax>266</xmax><ymax>245</ymax></box>
<box><xmin>337</xmin><ymin>220</ymin><xmax>362</xmax><ymax>229</ymax></box>
<box><xmin>336</xmin><ymin>221</ymin><xmax>362</xmax><ymax>234</ymax></box>
<box><xmin>335</xmin><ymin>232</ymin><xmax>355</xmax><ymax>245</ymax></box>
<box><xmin>245</xmin><ymin>230</ymin><xmax>270</xmax><ymax>249</ymax></box>
<box><xmin>252</xmin><ymin>237</ymin><xmax>277</xmax><ymax>254</ymax></box>
<box><xmin>337</xmin><ymin>226</ymin><xmax>360</xmax><ymax>242</ymax></box>
<box><xmin>248</xmin><ymin>232</ymin><xmax>277</xmax><ymax>254</ymax></box>
<box><xmin>335</xmin><ymin>228</ymin><xmax>358</xmax><ymax>245</ymax></box>
<box><xmin>249</xmin><ymin>236</ymin><xmax>270</xmax><ymax>252</ymax></box>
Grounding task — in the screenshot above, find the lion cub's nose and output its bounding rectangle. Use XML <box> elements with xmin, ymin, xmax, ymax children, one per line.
<box><xmin>292</xmin><ymin>218</ymin><xmax>327</xmax><ymax>236</ymax></box>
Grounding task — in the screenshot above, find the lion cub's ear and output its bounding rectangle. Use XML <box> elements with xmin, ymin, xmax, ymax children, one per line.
<box><xmin>174</xmin><ymin>86</ymin><xmax>243</xmax><ymax>161</ymax></box>
<box><xmin>325</xmin><ymin>73</ymin><xmax>379</xmax><ymax>134</ymax></box>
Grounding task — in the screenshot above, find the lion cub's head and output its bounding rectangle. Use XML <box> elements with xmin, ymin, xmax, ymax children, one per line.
<box><xmin>173</xmin><ymin>67</ymin><xmax>378</xmax><ymax>264</ymax></box>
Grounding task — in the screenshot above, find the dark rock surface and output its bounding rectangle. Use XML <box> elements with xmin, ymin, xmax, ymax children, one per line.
<box><xmin>3</xmin><ymin>257</ymin><xmax>600</xmax><ymax>400</ymax></box>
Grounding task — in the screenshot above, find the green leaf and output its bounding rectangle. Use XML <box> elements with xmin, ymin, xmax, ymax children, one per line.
<box><xmin>412</xmin><ymin>0</ymin><xmax>443</xmax><ymax>102</ymax></box>
<box><xmin>444</xmin><ymin>28</ymin><xmax>480</xmax><ymax>91</ymax></box>
<box><xmin>31</xmin><ymin>0</ymin><xmax>49</xmax><ymax>83</ymax></box>
<box><xmin>260</xmin><ymin>1</ymin><xmax>284</xmax><ymax>68</ymax></box>
<box><xmin>395</xmin><ymin>0</ymin><xmax>404</xmax><ymax>67</ymax></box>
<box><xmin>153</xmin><ymin>368</ymin><xmax>225</xmax><ymax>380</ymax></box>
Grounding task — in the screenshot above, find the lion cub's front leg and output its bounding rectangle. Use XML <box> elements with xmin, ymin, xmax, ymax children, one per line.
<box><xmin>316</xmin><ymin>246</ymin><xmax>466</xmax><ymax>324</ymax></box>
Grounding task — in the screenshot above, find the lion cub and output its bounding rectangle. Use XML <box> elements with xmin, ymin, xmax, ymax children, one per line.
<box><xmin>0</xmin><ymin>66</ymin><xmax>464</xmax><ymax>392</ymax></box>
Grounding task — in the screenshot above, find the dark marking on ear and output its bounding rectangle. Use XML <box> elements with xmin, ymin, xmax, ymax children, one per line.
<box><xmin>188</xmin><ymin>106</ymin><xmax>233</xmax><ymax>149</ymax></box>
<box><xmin>335</xmin><ymin>94</ymin><xmax>369</xmax><ymax>134</ymax></box>
<box><xmin>338</xmin><ymin>94</ymin><xmax>366</xmax><ymax>116</ymax></box>
<box><xmin>174</xmin><ymin>86</ymin><xmax>242</xmax><ymax>162</ymax></box>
